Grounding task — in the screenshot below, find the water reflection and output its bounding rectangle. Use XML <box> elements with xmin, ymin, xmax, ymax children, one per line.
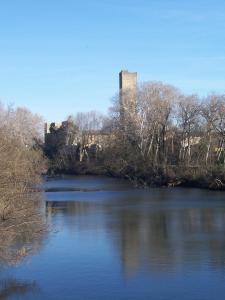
<box><xmin>0</xmin><ymin>278</ymin><xmax>38</xmax><ymax>300</ymax></box>
<box><xmin>0</xmin><ymin>192</ymin><xmax>46</xmax><ymax>300</ymax></box>
<box><xmin>0</xmin><ymin>192</ymin><xmax>47</xmax><ymax>266</ymax></box>
<box><xmin>2</xmin><ymin>177</ymin><xmax>224</xmax><ymax>300</ymax></box>
<box><xmin>46</xmin><ymin>191</ymin><xmax>225</xmax><ymax>276</ymax></box>
<box><xmin>116</xmin><ymin>208</ymin><xmax>225</xmax><ymax>275</ymax></box>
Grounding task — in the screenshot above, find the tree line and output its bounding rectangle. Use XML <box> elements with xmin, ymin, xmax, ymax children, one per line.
<box><xmin>105</xmin><ymin>82</ymin><xmax>225</xmax><ymax>188</ymax></box>
<box><xmin>45</xmin><ymin>81</ymin><xmax>225</xmax><ymax>189</ymax></box>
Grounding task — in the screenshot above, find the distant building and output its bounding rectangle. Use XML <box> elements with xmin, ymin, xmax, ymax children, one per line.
<box><xmin>44</xmin><ymin>122</ymin><xmax>62</xmax><ymax>135</ymax></box>
<box><xmin>119</xmin><ymin>70</ymin><xmax>137</xmax><ymax>91</ymax></box>
<box><xmin>119</xmin><ymin>70</ymin><xmax>137</xmax><ymax>120</ymax></box>
<box><xmin>44</xmin><ymin>70</ymin><xmax>138</xmax><ymax>160</ymax></box>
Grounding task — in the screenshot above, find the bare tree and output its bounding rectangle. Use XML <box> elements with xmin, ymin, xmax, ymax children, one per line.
<box><xmin>0</xmin><ymin>103</ymin><xmax>46</xmax><ymax>265</ymax></box>
<box><xmin>136</xmin><ymin>82</ymin><xmax>179</xmax><ymax>166</ymax></box>
<box><xmin>201</xmin><ymin>94</ymin><xmax>222</xmax><ymax>164</ymax></box>
<box><xmin>176</xmin><ymin>95</ymin><xmax>201</xmax><ymax>165</ymax></box>
<box><xmin>74</xmin><ymin>111</ymin><xmax>105</xmax><ymax>161</ymax></box>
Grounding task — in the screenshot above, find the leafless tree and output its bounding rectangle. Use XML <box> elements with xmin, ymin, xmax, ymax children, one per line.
<box><xmin>73</xmin><ymin>111</ymin><xmax>105</xmax><ymax>161</ymax></box>
<box><xmin>0</xmin><ymin>103</ymin><xmax>46</xmax><ymax>265</ymax></box>
<box><xmin>106</xmin><ymin>82</ymin><xmax>225</xmax><ymax>186</ymax></box>
<box><xmin>176</xmin><ymin>95</ymin><xmax>201</xmax><ymax>165</ymax></box>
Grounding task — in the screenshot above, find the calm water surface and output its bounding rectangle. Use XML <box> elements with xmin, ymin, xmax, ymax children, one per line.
<box><xmin>2</xmin><ymin>176</ymin><xmax>225</xmax><ymax>299</ymax></box>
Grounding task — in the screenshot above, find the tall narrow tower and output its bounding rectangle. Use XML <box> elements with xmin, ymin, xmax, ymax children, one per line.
<box><xmin>119</xmin><ymin>70</ymin><xmax>137</xmax><ymax>91</ymax></box>
<box><xmin>119</xmin><ymin>70</ymin><xmax>137</xmax><ymax>120</ymax></box>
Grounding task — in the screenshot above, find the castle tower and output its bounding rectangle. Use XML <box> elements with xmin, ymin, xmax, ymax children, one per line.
<box><xmin>119</xmin><ymin>70</ymin><xmax>137</xmax><ymax>120</ymax></box>
<box><xmin>119</xmin><ymin>70</ymin><xmax>137</xmax><ymax>91</ymax></box>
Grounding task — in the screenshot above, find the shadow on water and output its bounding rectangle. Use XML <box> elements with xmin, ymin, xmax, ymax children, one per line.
<box><xmin>0</xmin><ymin>278</ymin><xmax>38</xmax><ymax>300</ymax></box>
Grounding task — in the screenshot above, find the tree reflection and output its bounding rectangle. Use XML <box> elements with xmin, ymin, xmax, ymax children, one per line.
<box><xmin>0</xmin><ymin>192</ymin><xmax>47</xmax><ymax>266</ymax></box>
<box><xmin>0</xmin><ymin>278</ymin><xmax>38</xmax><ymax>300</ymax></box>
<box><xmin>115</xmin><ymin>207</ymin><xmax>225</xmax><ymax>275</ymax></box>
<box><xmin>0</xmin><ymin>192</ymin><xmax>47</xmax><ymax>299</ymax></box>
<box><xmin>45</xmin><ymin>195</ymin><xmax>225</xmax><ymax>277</ymax></box>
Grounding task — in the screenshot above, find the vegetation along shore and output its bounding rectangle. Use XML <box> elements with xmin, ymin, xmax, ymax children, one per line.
<box><xmin>44</xmin><ymin>74</ymin><xmax>225</xmax><ymax>191</ymax></box>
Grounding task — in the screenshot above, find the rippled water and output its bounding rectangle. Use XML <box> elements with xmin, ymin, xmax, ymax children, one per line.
<box><xmin>2</xmin><ymin>176</ymin><xmax>225</xmax><ymax>299</ymax></box>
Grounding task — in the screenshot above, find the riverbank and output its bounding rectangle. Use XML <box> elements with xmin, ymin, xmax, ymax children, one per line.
<box><xmin>46</xmin><ymin>162</ymin><xmax>225</xmax><ymax>191</ymax></box>
<box><xmin>106</xmin><ymin>166</ymin><xmax>225</xmax><ymax>191</ymax></box>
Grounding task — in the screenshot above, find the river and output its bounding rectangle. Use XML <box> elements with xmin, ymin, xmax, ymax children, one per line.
<box><xmin>1</xmin><ymin>176</ymin><xmax>225</xmax><ymax>299</ymax></box>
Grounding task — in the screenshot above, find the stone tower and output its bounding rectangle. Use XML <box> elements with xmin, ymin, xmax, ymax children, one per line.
<box><xmin>119</xmin><ymin>70</ymin><xmax>137</xmax><ymax>120</ymax></box>
<box><xmin>119</xmin><ymin>70</ymin><xmax>137</xmax><ymax>91</ymax></box>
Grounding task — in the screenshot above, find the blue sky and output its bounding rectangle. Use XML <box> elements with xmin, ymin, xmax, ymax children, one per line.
<box><xmin>0</xmin><ymin>0</ymin><xmax>225</xmax><ymax>121</ymax></box>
